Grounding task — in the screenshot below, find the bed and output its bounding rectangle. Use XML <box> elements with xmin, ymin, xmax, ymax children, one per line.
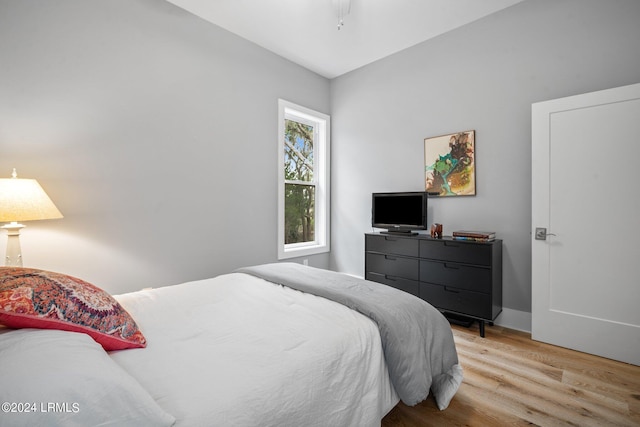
<box><xmin>0</xmin><ymin>262</ymin><xmax>462</xmax><ymax>426</ymax></box>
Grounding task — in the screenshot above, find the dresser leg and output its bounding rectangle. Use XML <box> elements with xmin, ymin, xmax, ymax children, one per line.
<box><xmin>479</xmin><ymin>320</ymin><xmax>485</xmax><ymax>337</ymax></box>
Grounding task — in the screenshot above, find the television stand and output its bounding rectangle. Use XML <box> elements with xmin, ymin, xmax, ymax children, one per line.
<box><xmin>364</xmin><ymin>233</ymin><xmax>502</xmax><ymax>337</ymax></box>
<box><xmin>380</xmin><ymin>230</ymin><xmax>418</xmax><ymax>236</ymax></box>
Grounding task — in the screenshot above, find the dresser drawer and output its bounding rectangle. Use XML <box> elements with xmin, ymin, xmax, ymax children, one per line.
<box><xmin>419</xmin><ymin>239</ymin><xmax>492</xmax><ymax>265</ymax></box>
<box><xmin>366</xmin><ymin>234</ymin><xmax>419</xmax><ymax>257</ymax></box>
<box><xmin>420</xmin><ymin>260</ymin><xmax>492</xmax><ymax>293</ymax></box>
<box><xmin>366</xmin><ymin>272</ymin><xmax>420</xmax><ymax>297</ymax></box>
<box><xmin>365</xmin><ymin>252</ymin><xmax>419</xmax><ymax>281</ymax></box>
<box><xmin>419</xmin><ymin>283</ymin><xmax>492</xmax><ymax>319</ymax></box>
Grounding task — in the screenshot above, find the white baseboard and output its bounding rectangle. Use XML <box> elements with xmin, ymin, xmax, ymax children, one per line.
<box><xmin>494</xmin><ymin>308</ymin><xmax>532</xmax><ymax>333</ymax></box>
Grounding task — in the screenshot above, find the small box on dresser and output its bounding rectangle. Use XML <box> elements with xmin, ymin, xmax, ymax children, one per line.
<box><xmin>365</xmin><ymin>233</ymin><xmax>502</xmax><ymax>337</ymax></box>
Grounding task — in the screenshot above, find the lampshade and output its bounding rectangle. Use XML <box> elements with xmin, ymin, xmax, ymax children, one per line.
<box><xmin>0</xmin><ymin>170</ymin><xmax>63</xmax><ymax>222</ymax></box>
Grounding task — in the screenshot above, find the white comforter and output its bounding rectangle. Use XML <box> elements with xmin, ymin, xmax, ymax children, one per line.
<box><xmin>111</xmin><ymin>272</ymin><xmax>399</xmax><ymax>427</ymax></box>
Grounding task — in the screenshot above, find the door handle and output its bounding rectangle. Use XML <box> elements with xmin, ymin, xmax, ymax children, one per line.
<box><xmin>535</xmin><ymin>227</ymin><xmax>557</xmax><ymax>240</ymax></box>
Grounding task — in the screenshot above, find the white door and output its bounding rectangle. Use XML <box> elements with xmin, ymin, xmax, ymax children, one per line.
<box><xmin>531</xmin><ymin>83</ymin><xmax>640</xmax><ymax>366</ymax></box>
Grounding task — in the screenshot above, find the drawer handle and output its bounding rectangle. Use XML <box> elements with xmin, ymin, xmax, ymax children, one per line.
<box><xmin>385</xmin><ymin>255</ymin><xmax>397</xmax><ymax>261</ymax></box>
<box><xmin>443</xmin><ymin>241</ymin><xmax>460</xmax><ymax>248</ymax></box>
<box><xmin>384</xmin><ymin>236</ymin><xmax>398</xmax><ymax>242</ymax></box>
<box><xmin>444</xmin><ymin>263</ymin><xmax>460</xmax><ymax>270</ymax></box>
<box><xmin>385</xmin><ymin>275</ymin><xmax>397</xmax><ymax>282</ymax></box>
<box><xmin>444</xmin><ymin>287</ymin><xmax>460</xmax><ymax>293</ymax></box>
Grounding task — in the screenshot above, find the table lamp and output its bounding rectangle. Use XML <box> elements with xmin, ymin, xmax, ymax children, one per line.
<box><xmin>0</xmin><ymin>168</ymin><xmax>63</xmax><ymax>266</ymax></box>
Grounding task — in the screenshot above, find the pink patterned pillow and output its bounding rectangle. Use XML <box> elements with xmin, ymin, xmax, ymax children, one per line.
<box><xmin>0</xmin><ymin>267</ymin><xmax>146</xmax><ymax>351</ymax></box>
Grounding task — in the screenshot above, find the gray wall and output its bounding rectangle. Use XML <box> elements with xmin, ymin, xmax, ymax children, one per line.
<box><xmin>329</xmin><ymin>0</ymin><xmax>640</xmax><ymax>314</ymax></box>
<box><xmin>2</xmin><ymin>0</ymin><xmax>640</xmax><ymax>313</ymax></box>
<box><xmin>0</xmin><ymin>0</ymin><xmax>330</xmax><ymax>294</ymax></box>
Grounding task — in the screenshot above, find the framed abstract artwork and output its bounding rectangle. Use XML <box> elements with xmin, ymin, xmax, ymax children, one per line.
<box><xmin>424</xmin><ymin>130</ymin><xmax>476</xmax><ymax>197</ymax></box>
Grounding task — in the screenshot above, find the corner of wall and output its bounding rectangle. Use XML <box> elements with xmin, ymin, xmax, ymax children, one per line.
<box><xmin>494</xmin><ymin>308</ymin><xmax>532</xmax><ymax>333</ymax></box>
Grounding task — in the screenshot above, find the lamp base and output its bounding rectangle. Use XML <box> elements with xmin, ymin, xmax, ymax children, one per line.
<box><xmin>2</xmin><ymin>222</ymin><xmax>25</xmax><ymax>267</ymax></box>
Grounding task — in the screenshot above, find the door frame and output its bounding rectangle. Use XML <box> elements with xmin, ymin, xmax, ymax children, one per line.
<box><xmin>531</xmin><ymin>83</ymin><xmax>640</xmax><ymax>366</ymax></box>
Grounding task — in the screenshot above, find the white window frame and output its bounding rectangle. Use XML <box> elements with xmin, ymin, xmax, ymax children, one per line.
<box><xmin>277</xmin><ymin>99</ymin><xmax>330</xmax><ymax>260</ymax></box>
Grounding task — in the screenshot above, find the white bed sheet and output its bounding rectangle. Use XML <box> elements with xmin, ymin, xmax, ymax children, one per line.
<box><xmin>111</xmin><ymin>272</ymin><xmax>400</xmax><ymax>427</ymax></box>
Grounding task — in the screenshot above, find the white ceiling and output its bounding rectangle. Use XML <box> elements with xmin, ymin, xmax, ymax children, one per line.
<box><xmin>165</xmin><ymin>0</ymin><xmax>525</xmax><ymax>79</ymax></box>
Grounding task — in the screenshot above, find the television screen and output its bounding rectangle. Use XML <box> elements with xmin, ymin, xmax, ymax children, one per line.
<box><xmin>372</xmin><ymin>192</ymin><xmax>428</xmax><ymax>232</ymax></box>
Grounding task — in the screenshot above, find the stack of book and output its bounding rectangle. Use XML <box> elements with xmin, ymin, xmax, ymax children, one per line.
<box><xmin>452</xmin><ymin>230</ymin><xmax>496</xmax><ymax>242</ymax></box>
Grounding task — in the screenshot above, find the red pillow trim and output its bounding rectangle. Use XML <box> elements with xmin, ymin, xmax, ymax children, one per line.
<box><xmin>0</xmin><ymin>267</ymin><xmax>146</xmax><ymax>351</ymax></box>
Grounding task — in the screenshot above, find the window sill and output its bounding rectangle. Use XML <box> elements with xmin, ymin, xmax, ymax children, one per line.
<box><xmin>278</xmin><ymin>243</ymin><xmax>329</xmax><ymax>260</ymax></box>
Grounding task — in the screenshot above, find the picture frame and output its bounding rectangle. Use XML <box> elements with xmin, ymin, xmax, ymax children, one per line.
<box><xmin>424</xmin><ymin>130</ymin><xmax>476</xmax><ymax>197</ymax></box>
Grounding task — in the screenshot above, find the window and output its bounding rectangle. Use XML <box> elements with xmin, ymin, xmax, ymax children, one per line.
<box><xmin>278</xmin><ymin>99</ymin><xmax>330</xmax><ymax>259</ymax></box>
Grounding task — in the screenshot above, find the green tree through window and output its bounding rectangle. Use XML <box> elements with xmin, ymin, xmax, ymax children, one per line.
<box><xmin>278</xmin><ymin>99</ymin><xmax>329</xmax><ymax>260</ymax></box>
<box><xmin>284</xmin><ymin>119</ymin><xmax>315</xmax><ymax>244</ymax></box>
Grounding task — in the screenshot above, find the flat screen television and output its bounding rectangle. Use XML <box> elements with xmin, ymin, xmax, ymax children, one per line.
<box><xmin>371</xmin><ymin>191</ymin><xmax>428</xmax><ymax>234</ymax></box>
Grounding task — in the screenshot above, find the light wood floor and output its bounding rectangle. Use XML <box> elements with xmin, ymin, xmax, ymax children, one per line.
<box><xmin>382</xmin><ymin>323</ymin><xmax>640</xmax><ymax>426</ymax></box>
